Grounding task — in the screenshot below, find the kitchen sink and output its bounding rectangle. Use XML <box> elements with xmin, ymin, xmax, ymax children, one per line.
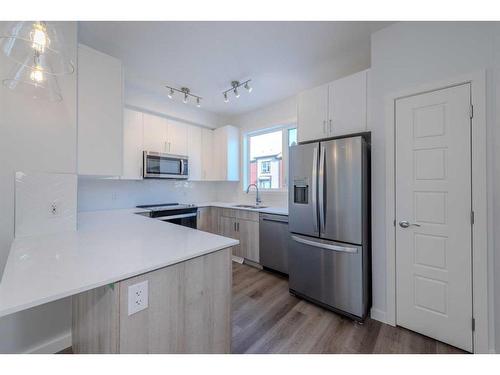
<box><xmin>233</xmin><ymin>204</ymin><xmax>268</xmax><ymax>209</ymax></box>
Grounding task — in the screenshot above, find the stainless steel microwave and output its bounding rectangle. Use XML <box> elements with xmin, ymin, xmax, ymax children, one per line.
<box><xmin>143</xmin><ymin>151</ymin><xmax>189</xmax><ymax>179</ymax></box>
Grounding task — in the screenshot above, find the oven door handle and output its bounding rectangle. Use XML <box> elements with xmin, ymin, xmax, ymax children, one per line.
<box><xmin>155</xmin><ymin>213</ymin><xmax>198</xmax><ymax>221</ymax></box>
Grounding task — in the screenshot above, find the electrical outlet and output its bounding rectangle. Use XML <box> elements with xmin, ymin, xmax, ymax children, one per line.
<box><xmin>111</xmin><ymin>192</ymin><xmax>118</xmax><ymax>201</ymax></box>
<box><xmin>128</xmin><ymin>280</ymin><xmax>149</xmax><ymax>316</ymax></box>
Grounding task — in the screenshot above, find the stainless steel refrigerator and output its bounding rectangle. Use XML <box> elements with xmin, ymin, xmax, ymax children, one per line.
<box><xmin>288</xmin><ymin>135</ymin><xmax>371</xmax><ymax>321</ymax></box>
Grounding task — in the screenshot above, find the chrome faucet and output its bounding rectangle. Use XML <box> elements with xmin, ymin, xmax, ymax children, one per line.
<box><xmin>246</xmin><ymin>184</ymin><xmax>262</xmax><ymax>206</ymax></box>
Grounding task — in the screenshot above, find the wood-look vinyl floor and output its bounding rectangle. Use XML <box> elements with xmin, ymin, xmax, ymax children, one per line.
<box><xmin>232</xmin><ymin>262</ymin><xmax>466</xmax><ymax>354</ymax></box>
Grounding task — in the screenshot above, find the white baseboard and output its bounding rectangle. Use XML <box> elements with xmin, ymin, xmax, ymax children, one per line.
<box><xmin>24</xmin><ymin>330</ymin><xmax>71</xmax><ymax>354</ymax></box>
<box><xmin>370</xmin><ymin>307</ymin><xmax>387</xmax><ymax>324</ymax></box>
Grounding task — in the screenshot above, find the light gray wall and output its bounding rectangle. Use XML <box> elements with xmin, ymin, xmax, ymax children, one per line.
<box><xmin>0</xmin><ymin>22</ymin><xmax>77</xmax><ymax>353</ymax></box>
<box><xmin>369</xmin><ymin>21</ymin><xmax>499</xmax><ymax>352</ymax></box>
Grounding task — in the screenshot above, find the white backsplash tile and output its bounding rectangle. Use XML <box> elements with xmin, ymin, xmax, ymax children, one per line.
<box><xmin>15</xmin><ymin>172</ymin><xmax>77</xmax><ymax>238</ymax></box>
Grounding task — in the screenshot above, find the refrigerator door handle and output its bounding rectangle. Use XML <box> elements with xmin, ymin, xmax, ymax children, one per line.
<box><xmin>311</xmin><ymin>145</ymin><xmax>319</xmax><ymax>233</ymax></box>
<box><xmin>319</xmin><ymin>144</ymin><xmax>326</xmax><ymax>233</ymax></box>
<box><xmin>291</xmin><ymin>235</ymin><xmax>358</xmax><ymax>254</ymax></box>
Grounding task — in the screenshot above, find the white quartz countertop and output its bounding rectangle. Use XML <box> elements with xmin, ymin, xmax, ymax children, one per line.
<box><xmin>194</xmin><ymin>202</ymin><xmax>288</xmax><ymax>216</ymax></box>
<box><xmin>0</xmin><ymin>209</ymin><xmax>239</xmax><ymax>318</ymax></box>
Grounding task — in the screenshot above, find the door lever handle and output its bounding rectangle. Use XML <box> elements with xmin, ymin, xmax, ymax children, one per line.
<box><xmin>399</xmin><ymin>220</ymin><xmax>421</xmax><ymax>228</ymax></box>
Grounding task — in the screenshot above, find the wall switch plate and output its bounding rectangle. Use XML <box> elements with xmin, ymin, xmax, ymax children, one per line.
<box><xmin>128</xmin><ymin>280</ymin><xmax>149</xmax><ymax>316</ymax></box>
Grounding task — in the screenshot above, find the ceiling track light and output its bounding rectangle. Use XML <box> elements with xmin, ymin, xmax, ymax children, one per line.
<box><xmin>222</xmin><ymin>79</ymin><xmax>252</xmax><ymax>103</ymax></box>
<box><xmin>165</xmin><ymin>85</ymin><xmax>202</xmax><ymax>107</ymax></box>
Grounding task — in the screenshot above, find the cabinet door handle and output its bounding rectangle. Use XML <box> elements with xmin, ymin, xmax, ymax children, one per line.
<box><xmin>323</xmin><ymin>120</ymin><xmax>327</xmax><ymax>134</ymax></box>
<box><xmin>237</xmin><ymin>222</ymin><xmax>240</xmax><ymax>232</ymax></box>
<box><xmin>329</xmin><ymin>119</ymin><xmax>332</xmax><ymax>134</ymax></box>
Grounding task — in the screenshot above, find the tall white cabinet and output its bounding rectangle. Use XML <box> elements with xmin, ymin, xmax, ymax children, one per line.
<box><xmin>297</xmin><ymin>70</ymin><xmax>368</xmax><ymax>143</ymax></box>
<box><xmin>77</xmin><ymin>44</ymin><xmax>123</xmax><ymax>176</ymax></box>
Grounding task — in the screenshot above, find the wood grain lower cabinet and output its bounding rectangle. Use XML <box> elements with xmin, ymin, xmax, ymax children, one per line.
<box><xmin>72</xmin><ymin>248</ymin><xmax>232</xmax><ymax>353</ymax></box>
<box><xmin>197</xmin><ymin>207</ymin><xmax>221</xmax><ymax>235</ymax></box>
<box><xmin>238</xmin><ymin>219</ymin><xmax>259</xmax><ymax>263</ymax></box>
<box><xmin>219</xmin><ymin>209</ymin><xmax>259</xmax><ymax>262</ymax></box>
<box><xmin>219</xmin><ymin>216</ymin><xmax>242</xmax><ymax>257</ymax></box>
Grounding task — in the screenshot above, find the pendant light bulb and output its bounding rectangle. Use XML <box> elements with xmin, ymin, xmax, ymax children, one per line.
<box><xmin>234</xmin><ymin>88</ymin><xmax>240</xmax><ymax>98</ymax></box>
<box><xmin>167</xmin><ymin>88</ymin><xmax>174</xmax><ymax>99</ymax></box>
<box><xmin>244</xmin><ymin>82</ymin><xmax>252</xmax><ymax>93</ymax></box>
<box><xmin>30</xmin><ymin>22</ymin><xmax>49</xmax><ymax>54</ymax></box>
<box><xmin>183</xmin><ymin>93</ymin><xmax>188</xmax><ymax>104</ymax></box>
<box><xmin>30</xmin><ymin>65</ymin><xmax>44</xmax><ymax>84</ymax></box>
<box><xmin>196</xmin><ymin>97</ymin><xmax>201</xmax><ymax>107</ymax></box>
<box><xmin>224</xmin><ymin>92</ymin><xmax>229</xmax><ymax>103</ymax></box>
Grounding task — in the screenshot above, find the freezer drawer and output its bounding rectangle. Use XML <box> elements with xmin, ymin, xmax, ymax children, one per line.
<box><xmin>288</xmin><ymin>234</ymin><xmax>366</xmax><ymax>319</ymax></box>
<box><xmin>259</xmin><ymin>213</ymin><xmax>289</xmax><ymax>274</ymax></box>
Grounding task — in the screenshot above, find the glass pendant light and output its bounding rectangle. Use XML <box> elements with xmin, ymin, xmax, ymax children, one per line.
<box><xmin>2</xmin><ymin>56</ymin><xmax>62</xmax><ymax>102</ymax></box>
<box><xmin>0</xmin><ymin>21</ymin><xmax>73</xmax><ymax>101</ymax></box>
<box><xmin>0</xmin><ymin>21</ymin><xmax>74</xmax><ymax>75</ymax></box>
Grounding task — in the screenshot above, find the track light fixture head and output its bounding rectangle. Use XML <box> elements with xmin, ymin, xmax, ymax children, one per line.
<box><xmin>165</xmin><ymin>85</ymin><xmax>202</xmax><ymax>107</ymax></box>
<box><xmin>222</xmin><ymin>79</ymin><xmax>252</xmax><ymax>103</ymax></box>
<box><xmin>244</xmin><ymin>81</ymin><xmax>253</xmax><ymax>93</ymax></box>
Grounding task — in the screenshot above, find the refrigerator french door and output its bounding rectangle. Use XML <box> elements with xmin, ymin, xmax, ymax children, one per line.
<box><xmin>288</xmin><ymin>135</ymin><xmax>370</xmax><ymax>320</ymax></box>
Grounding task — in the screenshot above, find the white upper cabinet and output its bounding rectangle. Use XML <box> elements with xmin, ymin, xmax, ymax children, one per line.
<box><xmin>201</xmin><ymin>128</ymin><xmax>215</xmax><ymax>180</ymax></box>
<box><xmin>166</xmin><ymin>120</ymin><xmax>188</xmax><ymax>156</ymax></box>
<box><xmin>187</xmin><ymin>125</ymin><xmax>202</xmax><ymax>180</ymax></box>
<box><xmin>123</xmin><ymin>109</ymin><xmax>144</xmax><ymax>180</ymax></box>
<box><xmin>213</xmin><ymin>125</ymin><xmax>240</xmax><ymax>181</ymax></box>
<box><xmin>77</xmin><ymin>44</ymin><xmax>123</xmax><ymax>176</ymax></box>
<box><xmin>297</xmin><ymin>83</ymin><xmax>329</xmax><ymax>143</ymax></box>
<box><xmin>142</xmin><ymin>113</ymin><xmax>167</xmax><ymax>153</ymax></box>
<box><xmin>297</xmin><ymin>70</ymin><xmax>368</xmax><ymax>143</ymax></box>
<box><xmin>328</xmin><ymin>70</ymin><xmax>367</xmax><ymax>136</ymax></box>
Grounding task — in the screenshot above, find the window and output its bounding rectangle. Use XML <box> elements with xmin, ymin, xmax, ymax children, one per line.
<box><xmin>260</xmin><ymin>160</ymin><xmax>271</xmax><ymax>174</ymax></box>
<box><xmin>245</xmin><ymin>125</ymin><xmax>297</xmax><ymax>191</ymax></box>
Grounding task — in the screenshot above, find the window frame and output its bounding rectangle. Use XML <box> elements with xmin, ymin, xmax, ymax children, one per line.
<box><xmin>243</xmin><ymin>123</ymin><xmax>297</xmax><ymax>193</ymax></box>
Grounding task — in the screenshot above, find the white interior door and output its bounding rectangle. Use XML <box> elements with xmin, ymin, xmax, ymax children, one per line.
<box><xmin>395</xmin><ymin>83</ymin><xmax>473</xmax><ymax>352</ymax></box>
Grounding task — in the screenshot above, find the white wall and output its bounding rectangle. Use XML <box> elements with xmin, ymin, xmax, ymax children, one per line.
<box><xmin>369</xmin><ymin>21</ymin><xmax>499</xmax><ymax>352</ymax></box>
<box><xmin>0</xmin><ymin>22</ymin><xmax>77</xmax><ymax>353</ymax></box>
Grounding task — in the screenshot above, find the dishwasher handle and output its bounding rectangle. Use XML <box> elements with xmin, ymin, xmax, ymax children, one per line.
<box><xmin>260</xmin><ymin>214</ymin><xmax>288</xmax><ymax>224</ymax></box>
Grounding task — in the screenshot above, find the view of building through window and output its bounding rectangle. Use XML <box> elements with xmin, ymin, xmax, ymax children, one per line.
<box><xmin>249</xmin><ymin>130</ymin><xmax>283</xmax><ymax>189</ymax></box>
<box><xmin>248</xmin><ymin>127</ymin><xmax>297</xmax><ymax>190</ymax></box>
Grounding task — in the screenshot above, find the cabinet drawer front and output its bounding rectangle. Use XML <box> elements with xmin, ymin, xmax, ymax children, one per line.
<box><xmin>220</xmin><ymin>208</ymin><xmax>259</xmax><ymax>222</ymax></box>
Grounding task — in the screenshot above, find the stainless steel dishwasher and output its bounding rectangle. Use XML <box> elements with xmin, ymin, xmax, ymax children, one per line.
<box><xmin>259</xmin><ymin>213</ymin><xmax>289</xmax><ymax>274</ymax></box>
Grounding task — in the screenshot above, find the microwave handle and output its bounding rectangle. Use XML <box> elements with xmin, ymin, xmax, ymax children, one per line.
<box><xmin>181</xmin><ymin>159</ymin><xmax>185</xmax><ymax>175</ymax></box>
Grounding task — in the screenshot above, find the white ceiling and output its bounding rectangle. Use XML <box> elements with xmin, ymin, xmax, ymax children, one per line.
<box><xmin>78</xmin><ymin>21</ymin><xmax>391</xmax><ymax>116</ymax></box>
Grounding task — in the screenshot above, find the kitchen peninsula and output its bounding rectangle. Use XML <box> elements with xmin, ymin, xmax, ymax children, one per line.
<box><xmin>0</xmin><ymin>209</ymin><xmax>238</xmax><ymax>353</ymax></box>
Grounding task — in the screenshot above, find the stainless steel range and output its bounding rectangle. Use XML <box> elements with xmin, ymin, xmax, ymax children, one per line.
<box><xmin>136</xmin><ymin>203</ymin><xmax>198</xmax><ymax>228</ymax></box>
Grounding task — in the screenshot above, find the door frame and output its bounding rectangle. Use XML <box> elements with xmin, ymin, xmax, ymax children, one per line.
<box><xmin>384</xmin><ymin>71</ymin><xmax>490</xmax><ymax>353</ymax></box>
